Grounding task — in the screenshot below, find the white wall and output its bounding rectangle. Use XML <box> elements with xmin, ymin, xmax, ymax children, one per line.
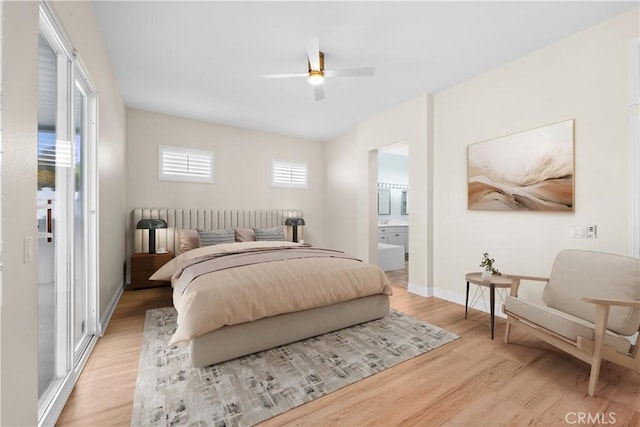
<box><xmin>1</xmin><ymin>2</ymin><xmax>39</xmax><ymax>424</ymax></box>
<box><xmin>324</xmin><ymin>93</ymin><xmax>433</xmax><ymax>295</ymax></box>
<box><xmin>0</xmin><ymin>0</ymin><xmax>5</xmax><ymax>421</ymax></box>
<box><xmin>323</xmin><ymin>128</ymin><xmax>359</xmax><ymax>255</ymax></box>
<box><xmin>378</xmin><ymin>152</ymin><xmax>409</xmax><ymax>185</ymax></box>
<box><xmin>126</xmin><ymin>108</ymin><xmax>325</xmax><ymax>248</ymax></box>
<box><xmin>1</xmin><ymin>1</ymin><xmax>126</xmax><ymax>424</ymax></box>
<box><xmin>324</xmin><ymin>9</ymin><xmax>637</xmax><ymax>304</ymax></box>
<box><xmin>432</xmin><ymin>9</ymin><xmax>638</xmax><ymax>306</ymax></box>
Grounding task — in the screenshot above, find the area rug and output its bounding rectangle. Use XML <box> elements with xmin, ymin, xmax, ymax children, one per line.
<box><xmin>131</xmin><ymin>307</ymin><xmax>459</xmax><ymax>426</ymax></box>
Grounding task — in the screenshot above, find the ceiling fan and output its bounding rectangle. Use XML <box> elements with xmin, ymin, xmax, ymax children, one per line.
<box><xmin>263</xmin><ymin>37</ymin><xmax>375</xmax><ymax>101</ymax></box>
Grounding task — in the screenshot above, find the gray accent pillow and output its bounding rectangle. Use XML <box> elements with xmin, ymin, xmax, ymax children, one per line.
<box><xmin>253</xmin><ymin>226</ymin><xmax>286</xmax><ymax>241</ymax></box>
<box><xmin>196</xmin><ymin>228</ymin><xmax>235</xmax><ymax>246</ymax></box>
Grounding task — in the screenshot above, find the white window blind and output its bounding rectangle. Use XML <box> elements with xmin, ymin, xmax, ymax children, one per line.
<box><xmin>159</xmin><ymin>145</ymin><xmax>214</xmax><ymax>183</ymax></box>
<box><xmin>272</xmin><ymin>160</ymin><xmax>308</xmax><ymax>189</ymax></box>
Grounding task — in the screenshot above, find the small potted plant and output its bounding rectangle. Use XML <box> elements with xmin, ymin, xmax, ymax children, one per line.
<box><xmin>479</xmin><ymin>252</ymin><xmax>501</xmax><ymax>280</ymax></box>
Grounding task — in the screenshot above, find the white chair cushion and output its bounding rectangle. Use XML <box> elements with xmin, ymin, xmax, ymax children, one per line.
<box><xmin>505</xmin><ymin>295</ymin><xmax>632</xmax><ymax>355</ymax></box>
<box><xmin>542</xmin><ymin>250</ymin><xmax>640</xmax><ymax>336</ymax></box>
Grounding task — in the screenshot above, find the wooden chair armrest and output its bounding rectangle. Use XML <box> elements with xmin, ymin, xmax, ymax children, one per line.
<box><xmin>581</xmin><ymin>297</ymin><xmax>640</xmax><ymax>308</ymax></box>
<box><xmin>503</xmin><ymin>274</ymin><xmax>549</xmax><ymax>282</ymax></box>
<box><xmin>503</xmin><ymin>275</ymin><xmax>549</xmax><ymax>297</ymax></box>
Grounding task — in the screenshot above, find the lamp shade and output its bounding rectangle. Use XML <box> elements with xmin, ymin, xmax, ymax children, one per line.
<box><xmin>136</xmin><ymin>219</ymin><xmax>168</xmax><ymax>230</ymax></box>
<box><xmin>284</xmin><ymin>217</ymin><xmax>305</xmax><ymax>226</ymax></box>
<box><xmin>136</xmin><ymin>219</ymin><xmax>167</xmax><ymax>253</ymax></box>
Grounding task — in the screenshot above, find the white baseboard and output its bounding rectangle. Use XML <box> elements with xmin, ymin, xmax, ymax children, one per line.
<box><xmin>99</xmin><ymin>282</ymin><xmax>124</xmax><ymax>336</ymax></box>
<box><xmin>407</xmin><ymin>282</ymin><xmax>433</xmax><ymax>297</ymax></box>
<box><xmin>404</xmin><ymin>284</ymin><xmax>506</xmax><ymax>318</ymax></box>
<box><xmin>433</xmin><ymin>287</ymin><xmax>507</xmax><ymax>318</ymax></box>
<box><xmin>432</xmin><ymin>288</ymin><xmax>466</xmax><ymax>305</ymax></box>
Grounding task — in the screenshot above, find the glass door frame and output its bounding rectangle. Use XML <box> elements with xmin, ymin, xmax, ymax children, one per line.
<box><xmin>71</xmin><ymin>60</ymin><xmax>98</xmax><ymax>363</ymax></box>
<box><xmin>38</xmin><ymin>2</ymin><xmax>98</xmax><ymax>425</ymax></box>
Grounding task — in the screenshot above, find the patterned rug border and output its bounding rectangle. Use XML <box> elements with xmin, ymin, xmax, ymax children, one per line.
<box><xmin>132</xmin><ymin>307</ymin><xmax>459</xmax><ymax>426</ymax></box>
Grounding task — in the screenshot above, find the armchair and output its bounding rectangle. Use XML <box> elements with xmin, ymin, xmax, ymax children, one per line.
<box><xmin>503</xmin><ymin>249</ymin><xmax>640</xmax><ymax>396</ymax></box>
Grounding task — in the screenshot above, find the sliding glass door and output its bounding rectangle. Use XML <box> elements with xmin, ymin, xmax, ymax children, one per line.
<box><xmin>37</xmin><ymin>4</ymin><xmax>97</xmax><ymax>423</ymax></box>
<box><xmin>37</xmin><ymin>30</ymin><xmax>66</xmax><ymax>404</ymax></box>
<box><xmin>72</xmin><ymin>78</ymin><xmax>92</xmax><ymax>360</ymax></box>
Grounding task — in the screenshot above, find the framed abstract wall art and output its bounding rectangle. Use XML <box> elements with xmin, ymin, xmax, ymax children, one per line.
<box><xmin>467</xmin><ymin>119</ymin><xmax>574</xmax><ymax>211</ymax></box>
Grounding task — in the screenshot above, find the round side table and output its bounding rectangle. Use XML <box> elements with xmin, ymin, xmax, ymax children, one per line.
<box><xmin>465</xmin><ymin>272</ymin><xmax>515</xmax><ymax>339</ymax></box>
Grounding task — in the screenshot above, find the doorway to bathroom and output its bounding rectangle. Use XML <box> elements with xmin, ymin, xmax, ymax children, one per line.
<box><xmin>377</xmin><ymin>141</ymin><xmax>409</xmax><ymax>287</ymax></box>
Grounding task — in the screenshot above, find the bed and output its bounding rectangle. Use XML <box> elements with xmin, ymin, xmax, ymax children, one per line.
<box><xmin>133</xmin><ymin>208</ymin><xmax>393</xmax><ymax>368</ymax></box>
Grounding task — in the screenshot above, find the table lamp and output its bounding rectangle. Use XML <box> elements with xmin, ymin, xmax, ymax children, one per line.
<box><xmin>284</xmin><ymin>217</ymin><xmax>306</xmax><ymax>243</ymax></box>
<box><xmin>136</xmin><ymin>219</ymin><xmax>168</xmax><ymax>254</ymax></box>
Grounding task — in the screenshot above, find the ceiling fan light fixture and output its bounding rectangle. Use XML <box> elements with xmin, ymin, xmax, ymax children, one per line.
<box><xmin>308</xmin><ymin>70</ymin><xmax>324</xmax><ymax>86</ymax></box>
<box><xmin>265</xmin><ymin>43</ymin><xmax>373</xmax><ymax>100</ymax></box>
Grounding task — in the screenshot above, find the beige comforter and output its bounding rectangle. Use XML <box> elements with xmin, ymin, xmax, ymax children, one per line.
<box><xmin>151</xmin><ymin>241</ymin><xmax>393</xmax><ymax>344</ymax></box>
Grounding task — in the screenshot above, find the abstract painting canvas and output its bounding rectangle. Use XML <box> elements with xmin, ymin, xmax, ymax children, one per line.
<box><xmin>468</xmin><ymin>119</ymin><xmax>574</xmax><ymax>211</ymax></box>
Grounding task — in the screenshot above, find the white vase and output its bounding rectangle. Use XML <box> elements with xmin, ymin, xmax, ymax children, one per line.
<box><xmin>481</xmin><ymin>270</ymin><xmax>492</xmax><ymax>281</ymax></box>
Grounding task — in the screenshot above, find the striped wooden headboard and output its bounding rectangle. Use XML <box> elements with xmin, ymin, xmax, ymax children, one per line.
<box><xmin>132</xmin><ymin>208</ymin><xmax>304</xmax><ymax>254</ymax></box>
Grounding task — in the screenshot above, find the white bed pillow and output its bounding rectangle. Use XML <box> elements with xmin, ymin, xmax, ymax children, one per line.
<box><xmin>177</xmin><ymin>228</ymin><xmax>199</xmax><ymax>255</ymax></box>
<box><xmin>235</xmin><ymin>228</ymin><xmax>256</xmax><ymax>242</ymax></box>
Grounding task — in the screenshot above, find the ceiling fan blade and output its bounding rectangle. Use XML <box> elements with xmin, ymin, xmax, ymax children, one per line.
<box><xmin>314</xmin><ymin>85</ymin><xmax>325</xmax><ymax>101</ymax></box>
<box><xmin>307</xmin><ymin>37</ymin><xmax>321</xmax><ymax>71</ymax></box>
<box><xmin>324</xmin><ymin>67</ymin><xmax>376</xmax><ymax>77</ymax></box>
<box><xmin>262</xmin><ymin>73</ymin><xmax>308</xmax><ymax>79</ymax></box>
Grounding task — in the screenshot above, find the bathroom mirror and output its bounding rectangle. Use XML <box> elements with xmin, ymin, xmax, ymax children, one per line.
<box><xmin>378</xmin><ymin>189</ymin><xmax>391</xmax><ymax>215</ymax></box>
<box><xmin>401</xmin><ymin>190</ymin><xmax>409</xmax><ymax>215</ymax></box>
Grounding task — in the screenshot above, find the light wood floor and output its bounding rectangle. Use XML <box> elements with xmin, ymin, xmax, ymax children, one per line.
<box><xmin>57</xmin><ymin>285</ymin><xmax>639</xmax><ymax>426</ymax></box>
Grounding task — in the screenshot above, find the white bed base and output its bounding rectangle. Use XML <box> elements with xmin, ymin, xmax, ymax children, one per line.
<box><xmin>189</xmin><ymin>294</ymin><xmax>390</xmax><ymax>368</ymax></box>
<box><xmin>132</xmin><ymin>208</ymin><xmax>303</xmax><ymax>254</ymax></box>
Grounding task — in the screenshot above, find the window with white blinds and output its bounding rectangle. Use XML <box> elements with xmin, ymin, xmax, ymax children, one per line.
<box><xmin>272</xmin><ymin>160</ymin><xmax>308</xmax><ymax>189</ymax></box>
<box><xmin>159</xmin><ymin>145</ymin><xmax>214</xmax><ymax>183</ymax></box>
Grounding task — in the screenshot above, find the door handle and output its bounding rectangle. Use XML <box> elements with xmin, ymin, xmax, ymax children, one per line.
<box><xmin>47</xmin><ymin>199</ymin><xmax>53</xmax><ymax>243</ymax></box>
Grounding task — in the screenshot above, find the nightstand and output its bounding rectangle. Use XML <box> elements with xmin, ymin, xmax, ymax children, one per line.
<box><xmin>464</xmin><ymin>272</ymin><xmax>515</xmax><ymax>339</ymax></box>
<box><xmin>129</xmin><ymin>252</ymin><xmax>174</xmax><ymax>290</ymax></box>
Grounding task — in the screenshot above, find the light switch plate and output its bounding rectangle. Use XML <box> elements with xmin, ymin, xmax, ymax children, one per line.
<box><xmin>571</xmin><ymin>225</ymin><xmax>597</xmax><ymax>239</ymax></box>
<box><xmin>571</xmin><ymin>226</ymin><xmax>586</xmax><ymax>238</ymax></box>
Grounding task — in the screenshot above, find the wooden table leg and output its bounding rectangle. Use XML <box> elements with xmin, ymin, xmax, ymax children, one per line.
<box><xmin>490</xmin><ymin>283</ymin><xmax>495</xmax><ymax>339</ymax></box>
<box><xmin>465</xmin><ymin>281</ymin><xmax>469</xmax><ymax>319</ymax></box>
